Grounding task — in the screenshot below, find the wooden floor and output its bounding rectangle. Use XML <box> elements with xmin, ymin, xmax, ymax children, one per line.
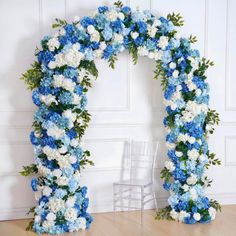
<box><xmin>0</xmin><ymin>205</ymin><xmax>236</xmax><ymax>236</ymax></box>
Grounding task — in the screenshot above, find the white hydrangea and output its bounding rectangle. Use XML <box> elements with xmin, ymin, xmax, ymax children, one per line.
<box><xmin>165</xmin><ymin>160</ymin><xmax>175</xmax><ymax>172</ymax></box>
<box><xmin>47</xmin><ymin>126</ymin><xmax>65</xmax><ymax>140</ymax></box>
<box><xmin>57</xmin><ymin>176</ymin><xmax>69</xmax><ymax>186</ymax></box>
<box><xmin>52</xmin><ymin>169</ymin><xmax>62</xmax><ymax>178</ymax></box>
<box><xmin>69</xmin><ymin>155</ymin><xmax>77</xmax><ymax>164</ymax></box>
<box><xmin>43</xmin><ymin>186</ymin><xmax>52</xmax><ymax>197</ymax></box>
<box><xmin>78</xmin><ymin>217</ymin><xmax>87</xmax><ymax>230</ymax></box>
<box><xmin>170</xmin><ymin>209</ymin><xmax>178</xmax><ymax>220</ymax></box>
<box><xmin>66</xmin><ymin>196</ymin><xmax>76</xmax><ymax>208</ymax></box>
<box><xmin>190</xmin><ymin>188</ymin><xmax>198</xmax><ymax>200</ymax></box>
<box><xmin>73</xmin><ymin>94</ymin><xmax>81</xmax><ymax>105</ymax></box>
<box><xmin>187</xmin><ymin>174</ymin><xmax>198</xmax><ymax>185</ymax></box>
<box><xmin>46</xmin><ymin>212</ymin><xmax>56</xmax><ymax>222</ymax></box>
<box><xmin>147</xmin><ymin>25</ymin><xmax>157</xmax><ymax>38</ymax></box>
<box><xmin>48</xmin><ymin>198</ymin><xmax>65</xmax><ymax>213</ymax></box>
<box><xmin>40</xmin><ymin>94</ymin><xmax>57</xmax><ymax>106</ymax></box>
<box><xmin>65</xmin><ymin>208</ymin><xmax>77</xmax><ymax>221</ymax></box>
<box><xmin>187</xmin><ymin>149</ymin><xmax>199</xmax><ymax>161</ymax></box>
<box><xmin>106</xmin><ymin>9</ymin><xmax>118</xmax><ymax>21</ymax></box>
<box><xmin>113</xmin><ymin>33</ymin><xmax>123</xmax><ymax>43</ymax></box>
<box><xmin>158</xmin><ymin>36</ymin><xmax>169</xmax><ymax>50</ymax></box>
<box><xmin>42</xmin><ymin>220</ymin><xmax>55</xmax><ymax>229</ymax></box>
<box><xmin>47</xmin><ymin>37</ymin><xmax>60</xmax><ymax>51</ymax></box>
<box><xmin>38</xmin><ymin>164</ymin><xmax>51</xmax><ymax>176</ymax></box>
<box><xmin>208</xmin><ymin>207</ymin><xmax>216</xmax><ymax>220</ymax></box>
<box><xmin>53</xmin><ymin>74</ymin><xmax>76</xmax><ymax>92</ymax></box>
<box><xmin>57</xmin><ymin>156</ymin><xmax>71</xmax><ymax>168</ymax></box>
<box><xmin>178</xmin><ymin>211</ymin><xmax>189</xmax><ymax>222</ymax></box>
<box><xmin>90</xmin><ymin>31</ymin><xmax>100</xmax><ymax>42</ymax></box>
<box><xmin>43</xmin><ymin>146</ymin><xmax>60</xmax><ymax>160</ymax></box>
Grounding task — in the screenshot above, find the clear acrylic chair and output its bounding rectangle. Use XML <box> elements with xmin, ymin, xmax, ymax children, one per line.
<box><xmin>113</xmin><ymin>140</ymin><xmax>158</xmax><ymax>224</ymax></box>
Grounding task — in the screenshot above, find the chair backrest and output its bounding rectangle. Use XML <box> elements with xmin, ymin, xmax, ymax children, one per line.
<box><xmin>129</xmin><ymin>140</ymin><xmax>158</xmax><ymax>183</ymax></box>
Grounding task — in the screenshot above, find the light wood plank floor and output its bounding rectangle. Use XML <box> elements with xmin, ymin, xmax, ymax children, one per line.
<box><xmin>0</xmin><ymin>205</ymin><xmax>236</xmax><ymax>236</ymax></box>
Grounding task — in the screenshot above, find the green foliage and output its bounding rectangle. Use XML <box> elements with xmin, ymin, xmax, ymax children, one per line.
<box><xmin>210</xmin><ymin>199</ymin><xmax>222</xmax><ymax>212</ymax></box>
<box><xmin>153</xmin><ymin>61</ymin><xmax>168</xmax><ymax>91</ymax></box>
<box><xmin>182</xmin><ymin>91</ymin><xmax>196</xmax><ymax>102</ymax></box>
<box><xmin>108</xmin><ymin>55</ymin><xmax>118</xmax><ymax>69</ymax></box>
<box><xmin>80</xmin><ymin>150</ymin><xmax>94</xmax><ymax>168</ymax></box>
<box><xmin>79</xmin><ymin>60</ymin><xmax>98</xmax><ymax>78</ymax></box>
<box><xmin>26</xmin><ymin>207</ymin><xmax>36</xmax><ymax>216</ymax></box>
<box><xmin>20</xmin><ymin>62</ymin><xmax>43</xmax><ymax>90</ymax></box>
<box><xmin>26</xmin><ymin>220</ymin><xmax>34</xmax><ymax>231</ymax></box>
<box><xmin>189</xmin><ymin>35</ymin><xmax>198</xmax><ymax>43</ymax></box>
<box><xmin>32</xmin><ymin>121</ymin><xmax>42</xmax><ymax>134</ymax></box>
<box><xmin>205</xmin><ymin>152</ymin><xmax>221</xmax><ymax>169</ymax></box>
<box><xmin>52</xmin><ymin>18</ymin><xmax>67</xmax><ymax>29</ymax></box>
<box><xmin>200</xmin><ymin>175</ymin><xmax>213</xmax><ymax>187</ymax></box>
<box><xmin>20</xmin><ymin>164</ymin><xmax>38</xmax><ymax>176</ymax></box>
<box><xmin>114</xmin><ymin>1</ymin><xmax>124</xmax><ymax>8</ymax></box>
<box><xmin>129</xmin><ymin>44</ymin><xmax>138</xmax><ymax>65</ymax></box>
<box><xmin>167</xmin><ymin>13</ymin><xmax>184</xmax><ymax>27</ymax></box>
<box><xmin>156</xmin><ymin>206</ymin><xmax>173</xmax><ymax>220</ymax></box>
<box><xmin>205</xmin><ymin>109</ymin><xmax>220</xmax><ymax>134</ymax></box>
<box><xmin>194</xmin><ymin>57</ymin><xmax>214</xmax><ymax>78</ymax></box>
<box><xmin>160</xmin><ymin>167</ymin><xmax>172</xmax><ymax>182</ymax></box>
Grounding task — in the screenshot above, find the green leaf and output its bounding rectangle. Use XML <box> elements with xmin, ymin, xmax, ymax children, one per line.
<box><xmin>129</xmin><ymin>44</ymin><xmax>138</xmax><ymax>65</ymax></box>
<box><xmin>189</xmin><ymin>35</ymin><xmax>198</xmax><ymax>43</ymax></box>
<box><xmin>210</xmin><ymin>199</ymin><xmax>221</xmax><ymax>212</ymax></box>
<box><xmin>52</xmin><ymin>18</ymin><xmax>67</xmax><ymax>29</ymax></box>
<box><xmin>26</xmin><ymin>207</ymin><xmax>35</xmax><ymax>215</ymax></box>
<box><xmin>205</xmin><ymin>152</ymin><xmax>221</xmax><ymax>169</ymax></box>
<box><xmin>20</xmin><ymin>62</ymin><xmax>43</xmax><ymax>90</ymax></box>
<box><xmin>114</xmin><ymin>1</ymin><xmax>124</xmax><ymax>8</ymax></box>
<box><xmin>156</xmin><ymin>206</ymin><xmax>173</xmax><ymax>220</ymax></box>
<box><xmin>167</xmin><ymin>12</ymin><xmax>184</xmax><ymax>27</ymax></box>
<box><xmin>79</xmin><ymin>60</ymin><xmax>98</xmax><ymax>78</ymax></box>
<box><xmin>108</xmin><ymin>55</ymin><xmax>118</xmax><ymax>69</ymax></box>
<box><xmin>20</xmin><ymin>164</ymin><xmax>38</xmax><ymax>176</ymax></box>
<box><xmin>26</xmin><ymin>220</ymin><xmax>34</xmax><ymax>231</ymax></box>
<box><xmin>160</xmin><ymin>167</ymin><xmax>172</xmax><ymax>182</ymax></box>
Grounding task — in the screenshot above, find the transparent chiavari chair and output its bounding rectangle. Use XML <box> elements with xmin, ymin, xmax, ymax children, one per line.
<box><xmin>113</xmin><ymin>140</ymin><xmax>158</xmax><ymax>224</ymax></box>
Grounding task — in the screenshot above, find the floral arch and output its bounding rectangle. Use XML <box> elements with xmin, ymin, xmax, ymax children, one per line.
<box><xmin>20</xmin><ymin>1</ymin><xmax>221</xmax><ymax>234</ymax></box>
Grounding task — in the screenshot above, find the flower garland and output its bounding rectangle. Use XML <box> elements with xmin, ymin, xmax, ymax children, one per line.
<box><xmin>20</xmin><ymin>1</ymin><xmax>221</xmax><ymax>234</ymax></box>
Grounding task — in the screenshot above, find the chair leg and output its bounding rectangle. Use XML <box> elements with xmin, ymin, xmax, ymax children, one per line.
<box><xmin>153</xmin><ymin>190</ymin><xmax>157</xmax><ymax>210</ymax></box>
<box><xmin>141</xmin><ymin>186</ymin><xmax>144</xmax><ymax>225</ymax></box>
<box><xmin>113</xmin><ymin>184</ymin><xmax>116</xmax><ymax>213</ymax></box>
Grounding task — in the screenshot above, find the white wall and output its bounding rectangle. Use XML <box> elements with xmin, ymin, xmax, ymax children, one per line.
<box><xmin>0</xmin><ymin>0</ymin><xmax>236</xmax><ymax>220</ymax></box>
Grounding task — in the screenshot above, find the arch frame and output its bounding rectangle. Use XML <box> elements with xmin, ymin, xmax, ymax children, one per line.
<box><xmin>20</xmin><ymin>1</ymin><xmax>221</xmax><ymax>234</ymax></box>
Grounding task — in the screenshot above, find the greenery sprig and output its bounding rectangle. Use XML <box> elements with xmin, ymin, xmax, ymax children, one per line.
<box><xmin>156</xmin><ymin>206</ymin><xmax>173</xmax><ymax>220</ymax></box>
<box><xmin>167</xmin><ymin>13</ymin><xmax>184</xmax><ymax>27</ymax></box>
<box><xmin>20</xmin><ymin>164</ymin><xmax>38</xmax><ymax>176</ymax></box>
<box><xmin>52</xmin><ymin>18</ymin><xmax>68</xmax><ymax>29</ymax></box>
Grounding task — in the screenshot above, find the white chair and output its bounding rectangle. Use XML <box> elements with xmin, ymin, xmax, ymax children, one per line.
<box><xmin>113</xmin><ymin>140</ymin><xmax>158</xmax><ymax>224</ymax></box>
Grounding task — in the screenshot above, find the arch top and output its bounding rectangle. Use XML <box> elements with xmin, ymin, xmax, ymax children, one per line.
<box><xmin>21</xmin><ymin>1</ymin><xmax>221</xmax><ymax>234</ymax></box>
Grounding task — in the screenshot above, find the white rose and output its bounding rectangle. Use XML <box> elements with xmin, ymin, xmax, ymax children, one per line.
<box><xmin>106</xmin><ymin>10</ymin><xmax>118</xmax><ymax>21</ymax></box>
<box><xmin>178</xmin><ymin>211</ymin><xmax>188</xmax><ymax>222</ymax></box>
<box><xmin>69</xmin><ymin>155</ymin><xmax>77</xmax><ymax>164</ymax></box>
<box><xmin>99</xmin><ymin>41</ymin><xmax>107</xmax><ymax>50</ymax></box>
<box><xmin>131</xmin><ymin>32</ymin><xmax>139</xmax><ymax>40</ymax></box>
<box><xmin>158</xmin><ymin>36</ymin><xmax>169</xmax><ymax>50</ymax></box>
<box><xmin>78</xmin><ymin>217</ymin><xmax>87</xmax><ymax>230</ymax></box>
<box><xmin>187</xmin><ymin>174</ymin><xmax>198</xmax><ymax>185</ymax></box>
<box><xmin>47</xmin><ymin>37</ymin><xmax>60</xmax><ymax>51</ymax></box>
<box><xmin>169</xmin><ymin>62</ymin><xmax>176</xmax><ymax>69</ymax></box>
<box><xmin>182</xmin><ymin>184</ymin><xmax>189</xmax><ymax>192</ymax></box>
<box><xmin>52</xmin><ymin>169</ymin><xmax>62</xmax><ymax>178</ymax></box>
<box><xmin>66</xmin><ymin>196</ymin><xmax>76</xmax><ymax>208</ymax></box>
<box><xmin>48</xmin><ymin>198</ymin><xmax>65</xmax><ymax>213</ymax></box>
<box><xmin>170</xmin><ymin>209</ymin><xmax>178</xmax><ymax>220</ymax></box>
<box><xmin>87</xmin><ymin>25</ymin><xmax>95</xmax><ymax>34</ymax></box>
<box><xmin>118</xmin><ymin>12</ymin><xmax>125</xmax><ymax>20</ymax></box>
<box><xmin>165</xmin><ymin>160</ymin><xmax>175</xmax><ymax>172</ymax></box>
<box><xmin>47</xmin><ymin>126</ymin><xmax>65</xmax><ymax>140</ymax></box>
<box><xmin>43</xmin><ymin>186</ymin><xmax>52</xmax><ymax>197</ymax></box>
<box><xmin>172</xmin><ymin>70</ymin><xmax>179</xmax><ymax>78</ymax></box>
<box><xmin>187</xmin><ymin>149</ymin><xmax>199</xmax><ymax>161</ymax></box>
<box><xmin>42</xmin><ymin>220</ymin><xmax>55</xmax><ymax>229</ymax></box>
<box><xmin>208</xmin><ymin>207</ymin><xmax>216</xmax><ymax>220</ymax></box>
<box><xmin>46</xmin><ymin>212</ymin><xmax>56</xmax><ymax>222</ymax></box>
<box><xmin>175</xmin><ymin>151</ymin><xmax>183</xmax><ymax>157</ymax></box>
<box><xmin>193</xmin><ymin>212</ymin><xmax>201</xmax><ymax>221</ymax></box>
<box><xmin>65</xmin><ymin>208</ymin><xmax>77</xmax><ymax>221</ymax></box>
